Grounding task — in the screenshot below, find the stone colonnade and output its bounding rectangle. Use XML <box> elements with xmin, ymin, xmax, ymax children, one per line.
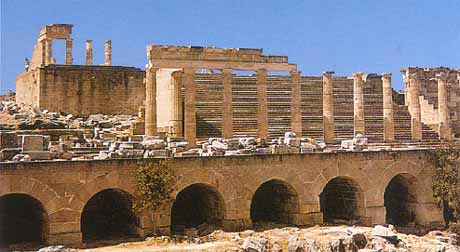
<box><xmin>143</xmin><ymin>67</ymin><xmax>455</xmax><ymax>144</ymax></box>
<box><xmin>41</xmin><ymin>38</ymin><xmax>73</xmax><ymax>65</ymax></box>
<box><xmin>40</xmin><ymin>37</ymin><xmax>112</xmax><ymax>66</ymax></box>
<box><xmin>144</xmin><ymin>67</ymin><xmax>302</xmax><ymax>145</ymax></box>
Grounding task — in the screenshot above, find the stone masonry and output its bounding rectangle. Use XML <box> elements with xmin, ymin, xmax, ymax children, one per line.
<box><xmin>0</xmin><ymin>150</ymin><xmax>445</xmax><ymax>245</ymax></box>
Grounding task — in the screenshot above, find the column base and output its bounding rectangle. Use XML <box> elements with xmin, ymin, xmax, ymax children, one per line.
<box><xmin>223</xmin><ymin>218</ymin><xmax>252</xmax><ymax>231</ymax></box>
<box><xmin>48</xmin><ymin>231</ymin><xmax>82</xmax><ymax>246</ymax></box>
<box><xmin>365</xmin><ymin>205</ymin><xmax>386</xmax><ymax>225</ymax></box>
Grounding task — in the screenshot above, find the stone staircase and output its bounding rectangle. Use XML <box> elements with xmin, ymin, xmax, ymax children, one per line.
<box><xmin>191</xmin><ymin>73</ymin><xmax>440</xmax><ymax>142</ymax></box>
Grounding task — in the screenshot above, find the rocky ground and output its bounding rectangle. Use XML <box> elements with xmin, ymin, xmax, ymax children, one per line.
<box><xmin>35</xmin><ymin>225</ymin><xmax>459</xmax><ymax>252</ymax></box>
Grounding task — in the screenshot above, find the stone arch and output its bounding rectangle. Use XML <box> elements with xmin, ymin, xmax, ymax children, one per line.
<box><xmin>171</xmin><ymin>183</ymin><xmax>225</xmax><ymax>235</ymax></box>
<box><xmin>80</xmin><ymin>188</ymin><xmax>139</xmax><ymax>242</ymax></box>
<box><xmin>74</xmin><ymin>171</ymin><xmax>134</xmax><ymax>214</ymax></box>
<box><xmin>384</xmin><ymin>173</ymin><xmax>419</xmax><ymax>226</ymax></box>
<box><xmin>320</xmin><ymin>176</ymin><xmax>365</xmax><ymax>224</ymax></box>
<box><xmin>0</xmin><ymin>175</ymin><xmax>62</xmax><ymax>215</ymax></box>
<box><xmin>0</xmin><ymin>193</ymin><xmax>49</xmax><ymax>248</ymax></box>
<box><xmin>250</xmin><ymin>179</ymin><xmax>300</xmax><ymax>228</ymax></box>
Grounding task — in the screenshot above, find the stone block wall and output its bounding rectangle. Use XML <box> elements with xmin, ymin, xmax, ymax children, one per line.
<box><xmin>16</xmin><ymin>65</ymin><xmax>145</xmax><ymax>115</ymax></box>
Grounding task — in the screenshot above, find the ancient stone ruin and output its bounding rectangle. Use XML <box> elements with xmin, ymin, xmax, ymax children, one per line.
<box><xmin>1</xmin><ymin>23</ymin><xmax>459</xmax><ymax>251</ymax></box>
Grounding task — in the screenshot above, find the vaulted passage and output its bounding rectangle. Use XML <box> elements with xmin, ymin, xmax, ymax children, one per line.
<box><xmin>81</xmin><ymin>189</ymin><xmax>138</xmax><ymax>242</ymax></box>
<box><xmin>0</xmin><ymin>194</ymin><xmax>48</xmax><ymax>248</ymax></box>
<box><xmin>171</xmin><ymin>184</ymin><xmax>225</xmax><ymax>235</ymax></box>
<box><xmin>250</xmin><ymin>179</ymin><xmax>299</xmax><ymax>226</ymax></box>
<box><xmin>384</xmin><ymin>174</ymin><xmax>418</xmax><ymax>226</ymax></box>
<box><xmin>320</xmin><ymin>177</ymin><xmax>365</xmax><ymax>224</ymax></box>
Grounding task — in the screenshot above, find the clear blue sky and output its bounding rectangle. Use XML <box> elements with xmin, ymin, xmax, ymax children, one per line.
<box><xmin>1</xmin><ymin>0</ymin><xmax>459</xmax><ymax>93</ymax></box>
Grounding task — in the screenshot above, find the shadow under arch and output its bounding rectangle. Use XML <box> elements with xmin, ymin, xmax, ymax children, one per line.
<box><xmin>320</xmin><ymin>176</ymin><xmax>365</xmax><ymax>224</ymax></box>
<box><xmin>0</xmin><ymin>193</ymin><xmax>49</xmax><ymax>248</ymax></box>
<box><xmin>250</xmin><ymin>179</ymin><xmax>300</xmax><ymax>229</ymax></box>
<box><xmin>80</xmin><ymin>188</ymin><xmax>139</xmax><ymax>242</ymax></box>
<box><xmin>171</xmin><ymin>183</ymin><xmax>226</xmax><ymax>235</ymax></box>
<box><xmin>384</xmin><ymin>173</ymin><xmax>418</xmax><ymax>227</ymax></box>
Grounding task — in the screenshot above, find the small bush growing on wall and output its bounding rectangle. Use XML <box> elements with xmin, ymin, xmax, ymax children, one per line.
<box><xmin>432</xmin><ymin>142</ymin><xmax>460</xmax><ymax>233</ymax></box>
<box><xmin>133</xmin><ymin>160</ymin><xmax>177</xmax><ymax>212</ymax></box>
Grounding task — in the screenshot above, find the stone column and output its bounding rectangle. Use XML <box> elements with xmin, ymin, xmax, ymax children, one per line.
<box><xmin>222</xmin><ymin>69</ymin><xmax>233</xmax><ymax>138</ymax></box>
<box><xmin>41</xmin><ymin>40</ymin><xmax>47</xmax><ymax>65</ymax></box>
<box><xmin>65</xmin><ymin>39</ymin><xmax>73</xmax><ymax>65</ymax></box>
<box><xmin>104</xmin><ymin>40</ymin><xmax>112</xmax><ymax>66</ymax></box>
<box><xmin>85</xmin><ymin>40</ymin><xmax>93</xmax><ymax>65</ymax></box>
<box><xmin>45</xmin><ymin>39</ymin><xmax>52</xmax><ymax>65</ymax></box>
<box><xmin>382</xmin><ymin>73</ymin><xmax>395</xmax><ymax>142</ymax></box>
<box><xmin>353</xmin><ymin>72</ymin><xmax>365</xmax><ymax>136</ymax></box>
<box><xmin>323</xmin><ymin>71</ymin><xmax>335</xmax><ymax>143</ymax></box>
<box><xmin>183</xmin><ymin>68</ymin><xmax>196</xmax><ymax>146</ymax></box>
<box><xmin>409</xmin><ymin>73</ymin><xmax>422</xmax><ymax>141</ymax></box>
<box><xmin>170</xmin><ymin>71</ymin><xmax>183</xmax><ymax>137</ymax></box>
<box><xmin>145</xmin><ymin>66</ymin><xmax>158</xmax><ymax>136</ymax></box>
<box><xmin>291</xmin><ymin>70</ymin><xmax>302</xmax><ymax>137</ymax></box>
<box><xmin>436</xmin><ymin>72</ymin><xmax>451</xmax><ymax>140</ymax></box>
<box><xmin>257</xmin><ymin>69</ymin><xmax>268</xmax><ymax>139</ymax></box>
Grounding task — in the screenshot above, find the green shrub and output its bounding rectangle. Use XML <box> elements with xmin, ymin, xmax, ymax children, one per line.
<box><xmin>133</xmin><ymin>160</ymin><xmax>177</xmax><ymax>212</ymax></box>
<box><xmin>432</xmin><ymin>142</ymin><xmax>460</xmax><ymax>233</ymax></box>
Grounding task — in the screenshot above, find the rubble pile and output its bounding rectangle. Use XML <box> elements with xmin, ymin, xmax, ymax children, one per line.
<box><xmin>1</xmin><ymin>101</ymin><xmax>436</xmax><ymax>163</ymax></box>
<box><xmin>78</xmin><ymin>225</ymin><xmax>459</xmax><ymax>252</ymax></box>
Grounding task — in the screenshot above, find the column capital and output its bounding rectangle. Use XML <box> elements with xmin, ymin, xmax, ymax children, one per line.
<box><xmin>183</xmin><ymin>68</ymin><xmax>195</xmax><ymax>74</ymax></box>
<box><xmin>256</xmin><ymin>68</ymin><xmax>267</xmax><ymax>75</ymax></box>
<box><xmin>352</xmin><ymin>72</ymin><xmax>364</xmax><ymax>78</ymax></box>
<box><xmin>435</xmin><ymin>71</ymin><xmax>449</xmax><ymax>81</ymax></box>
<box><xmin>290</xmin><ymin>70</ymin><xmax>300</xmax><ymax>76</ymax></box>
<box><xmin>221</xmin><ymin>68</ymin><xmax>233</xmax><ymax>74</ymax></box>
<box><xmin>381</xmin><ymin>73</ymin><xmax>392</xmax><ymax>79</ymax></box>
<box><xmin>323</xmin><ymin>71</ymin><xmax>335</xmax><ymax>76</ymax></box>
<box><xmin>408</xmin><ymin>71</ymin><xmax>425</xmax><ymax>80</ymax></box>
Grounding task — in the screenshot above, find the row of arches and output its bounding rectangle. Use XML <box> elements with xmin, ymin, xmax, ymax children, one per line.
<box><xmin>0</xmin><ymin>174</ymin><xmax>419</xmax><ymax>248</ymax></box>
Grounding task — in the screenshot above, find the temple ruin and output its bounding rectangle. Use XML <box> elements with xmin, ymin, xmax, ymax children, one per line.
<box><xmin>1</xmin><ymin>23</ymin><xmax>459</xmax><ymax>249</ymax></box>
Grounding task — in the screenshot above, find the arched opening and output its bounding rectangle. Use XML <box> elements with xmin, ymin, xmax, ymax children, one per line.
<box><xmin>0</xmin><ymin>193</ymin><xmax>48</xmax><ymax>248</ymax></box>
<box><xmin>384</xmin><ymin>173</ymin><xmax>418</xmax><ymax>226</ymax></box>
<box><xmin>250</xmin><ymin>179</ymin><xmax>299</xmax><ymax>228</ymax></box>
<box><xmin>320</xmin><ymin>177</ymin><xmax>365</xmax><ymax>224</ymax></box>
<box><xmin>81</xmin><ymin>189</ymin><xmax>139</xmax><ymax>242</ymax></box>
<box><xmin>171</xmin><ymin>183</ymin><xmax>225</xmax><ymax>235</ymax></box>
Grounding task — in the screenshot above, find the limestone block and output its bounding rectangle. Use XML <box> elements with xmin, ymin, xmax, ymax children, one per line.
<box><xmin>21</xmin><ymin>135</ymin><xmax>45</xmax><ymax>151</ymax></box>
<box><xmin>23</xmin><ymin>150</ymin><xmax>51</xmax><ymax>160</ymax></box>
<box><xmin>0</xmin><ymin>131</ymin><xmax>18</xmax><ymax>149</ymax></box>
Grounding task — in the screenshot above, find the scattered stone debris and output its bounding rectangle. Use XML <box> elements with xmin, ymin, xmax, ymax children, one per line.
<box><xmin>0</xmin><ymin>101</ymin><xmax>447</xmax><ymax>163</ymax></box>
<box><xmin>36</xmin><ymin>245</ymin><xmax>77</xmax><ymax>252</ymax></box>
<box><xmin>78</xmin><ymin>226</ymin><xmax>460</xmax><ymax>252</ymax></box>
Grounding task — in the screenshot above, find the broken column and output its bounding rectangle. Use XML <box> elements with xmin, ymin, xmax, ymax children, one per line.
<box><xmin>145</xmin><ymin>66</ymin><xmax>158</xmax><ymax>136</ymax></box>
<box><xmin>323</xmin><ymin>71</ymin><xmax>335</xmax><ymax>143</ymax></box>
<box><xmin>257</xmin><ymin>69</ymin><xmax>268</xmax><ymax>140</ymax></box>
<box><xmin>436</xmin><ymin>72</ymin><xmax>452</xmax><ymax>140</ymax></box>
<box><xmin>353</xmin><ymin>72</ymin><xmax>365</xmax><ymax>136</ymax></box>
<box><xmin>382</xmin><ymin>73</ymin><xmax>395</xmax><ymax>142</ymax></box>
<box><xmin>45</xmin><ymin>39</ymin><xmax>52</xmax><ymax>65</ymax></box>
<box><xmin>291</xmin><ymin>70</ymin><xmax>302</xmax><ymax>138</ymax></box>
<box><xmin>65</xmin><ymin>39</ymin><xmax>73</xmax><ymax>65</ymax></box>
<box><xmin>222</xmin><ymin>69</ymin><xmax>233</xmax><ymax>138</ymax></box>
<box><xmin>408</xmin><ymin>72</ymin><xmax>422</xmax><ymax>141</ymax></box>
<box><xmin>184</xmin><ymin>68</ymin><xmax>196</xmax><ymax>146</ymax></box>
<box><xmin>85</xmin><ymin>40</ymin><xmax>93</xmax><ymax>65</ymax></box>
<box><xmin>104</xmin><ymin>40</ymin><xmax>112</xmax><ymax>66</ymax></box>
<box><xmin>170</xmin><ymin>71</ymin><xmax>184</xmax><ymax>137</ymax></box>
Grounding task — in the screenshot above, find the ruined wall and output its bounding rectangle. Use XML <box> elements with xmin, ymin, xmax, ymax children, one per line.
<box><xmin>16</xmin><ymin>70</ymin><xmax>40</xmax><ymax>106</ymax></box>
<box><xmin>0</xmin><ymin>150</ymin><xmax>445</xmax><ymax>245</ymax></box>
<box><xmin>32</xmin><ymin>65</ymin><xmax>145</xmax><ymax>115</ymax></box>
<box><xmin>405</xmin><ymin>68</ymin><xmax>460</xmax><ymax>135</ymax></box>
